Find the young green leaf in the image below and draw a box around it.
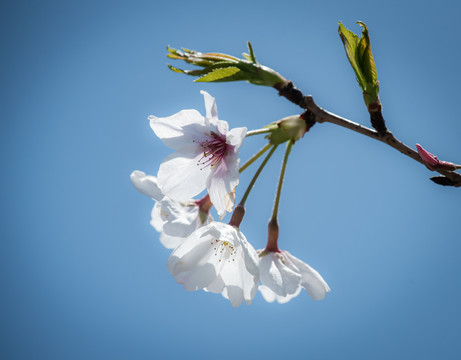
[166,43,286,87]
[195,67,242,82]
[338,21,379,106]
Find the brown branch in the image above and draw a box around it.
[274,81,461,187]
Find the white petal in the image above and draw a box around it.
[157,145,210,201]
[216,228,259,307]
[259,285,276,303]
[215,119,229,136]
[284,251,331,301]
[205,275,225,294]
[149,110,208,150]
[238,230,259,277]
[200,90,218,121]
[168,228,213,274]
[259,285,302,304]
[207,156,239,216]
[181,263,217,292]
[150,202,165,232]
[260,253,301,297]
[159,233,184,249]
[227,286,245,308]
[227,126,247,151]
[130,171,163,201]
[207,162,232,217]
[219,266,245,308]
[240,256,259,305]
[158,198,198,238]
[168,230,217,291]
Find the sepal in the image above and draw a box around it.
[265,115,307,145]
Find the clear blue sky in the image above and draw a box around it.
[2,0,461,359]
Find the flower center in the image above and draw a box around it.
[210,238,237,263]
[196,132,228,169]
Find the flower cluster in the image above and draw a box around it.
[132,91,330,306]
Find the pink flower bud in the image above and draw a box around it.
[416,144,458,171]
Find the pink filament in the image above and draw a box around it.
[197,132,228,169]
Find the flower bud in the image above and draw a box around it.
[416,144,459,172]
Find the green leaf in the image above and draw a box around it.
[357,22,377,85]
[167,64,185,73]
[166,43,286,87]
[338,21,379,105]
[338,22,367,90]
[247,41,257,63]
[195,67,241,82]
[242,53,252,61]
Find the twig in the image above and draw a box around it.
[274,81,461,187]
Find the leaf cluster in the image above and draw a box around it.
[167,43,285,87]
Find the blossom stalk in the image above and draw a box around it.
[239,143,272,174]
[245,127,275,137]
[270,140,293,223]
[239,145,278,207]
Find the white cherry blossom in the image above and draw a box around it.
[149,91,247,217]
[167,222,259,307]
[258,250,330,304]
[130,170,212,249]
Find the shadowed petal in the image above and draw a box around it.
[158,198,198,237]
[284,251,330,301]
[158,145,210,201]
[159,233,184,250]
[207,155,239,216]
[259,285,302,304]
[260,253,301,297]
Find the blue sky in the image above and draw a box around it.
[2,0,461,359]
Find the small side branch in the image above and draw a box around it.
[274,81,461,187]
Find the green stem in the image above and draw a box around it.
[239,145,278,207]
[271,140,293,222]
[239,143,272,174]
[245,127,274,137]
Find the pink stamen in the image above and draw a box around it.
[196,132,228,169]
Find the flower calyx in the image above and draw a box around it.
[228,204,246,228]
[265,115,309,145]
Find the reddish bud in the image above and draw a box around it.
[416,144,458,172]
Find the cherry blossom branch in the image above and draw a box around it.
[274,81,461,187]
